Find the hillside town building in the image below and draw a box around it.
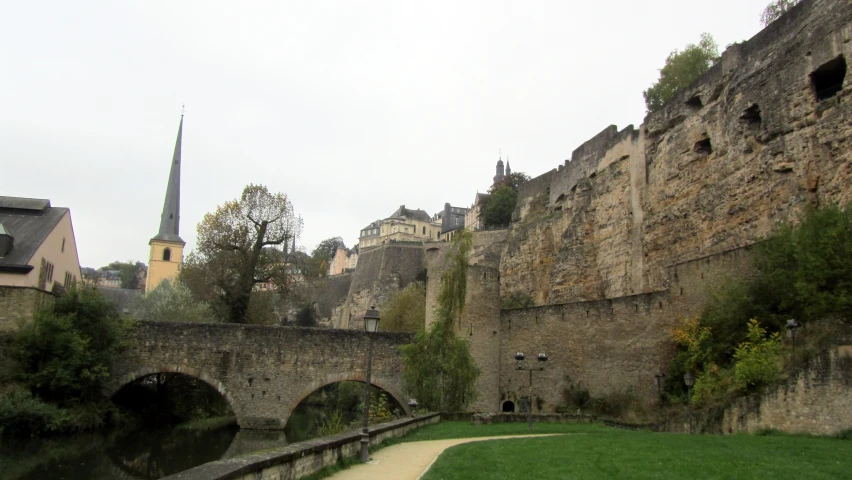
[0,196,82,330]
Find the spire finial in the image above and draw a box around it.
[181,104,185,116]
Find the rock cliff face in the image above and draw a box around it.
[501,0,852,305]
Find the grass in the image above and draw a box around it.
[175,415,236,431]
[421,423,852,480]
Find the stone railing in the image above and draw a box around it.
[162,413,440,480]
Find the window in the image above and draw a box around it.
[811,55,846,101]
[64,272,74,289]
[61,237,66,253]
[163,248,171,261]
[422,226,426,235]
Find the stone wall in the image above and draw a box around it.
[500,0,852,305]
[107,322,413,429]
[162,413,440,480]
[306,273,352,325]
[338,244,423,329]
[0,286,55,331]
[721,344,852,435]
[498,245,756,412]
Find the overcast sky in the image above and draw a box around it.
[1,0,772,268]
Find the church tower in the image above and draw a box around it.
[145,115,185,293]
[493,156,505,185]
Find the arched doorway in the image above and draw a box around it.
[502,400,516,413]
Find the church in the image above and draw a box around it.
[145,115,185,292]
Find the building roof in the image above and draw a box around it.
[151,115,185,244]
[0,197,68,272]
[388,205,432,223]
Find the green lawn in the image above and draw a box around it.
[418,422,852,480]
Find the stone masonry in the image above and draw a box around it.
[0,286,55,332]
[106,321,413,429]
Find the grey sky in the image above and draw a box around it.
[1,0,772,268]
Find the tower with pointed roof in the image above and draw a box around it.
[145,115,185,293]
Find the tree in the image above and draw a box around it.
[181,184,303,323]
[295,304,318,327]
[761,0,800,26]
[400,231,479,411]
[495,172,531,193]
[99,261,146,289]
[480,184,517,227]
[12,285,133,405]
[131,280,216,323]
[311,237,347,263]
[643,33,720,113]
[380,281,426,332]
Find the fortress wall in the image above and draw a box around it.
[501,129,644,304]
[309,273,352,324]
[339,244,424,329]
[498,245,756,413]
[501,0,852,305]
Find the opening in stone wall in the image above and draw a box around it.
[685,95,703,111]
[740,104,762,133]
[693,137,713,155]
[810,55,846,101]
[502,400,516,412]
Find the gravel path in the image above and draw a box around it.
[327,434,564,480]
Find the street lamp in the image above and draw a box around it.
[515,352,548,431]
[360,306,380,463]
[684,372,694,435]
[654,371,666,398]
[408,398,418,417]
[787,319,803,364]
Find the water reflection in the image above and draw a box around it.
[4,424,237,480]
[0,406,342,480]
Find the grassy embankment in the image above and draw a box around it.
[305,421,852,480]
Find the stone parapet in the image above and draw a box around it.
[161,413,440,480]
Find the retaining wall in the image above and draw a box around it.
[162,413,440,480]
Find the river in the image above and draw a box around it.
[0,404,351,480]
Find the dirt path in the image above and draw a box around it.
[327,434,564,480]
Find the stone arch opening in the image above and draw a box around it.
[162,248,171,261]
[107,366,241,425]
[284,379,408,442]
[502,400,516,412]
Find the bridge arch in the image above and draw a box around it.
[105,364,243,423]
[286,372,410,426]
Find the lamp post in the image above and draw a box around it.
[654,371,666,398]
[684,372,694,435]
[360,306,380,463]
[787,319,802,365]
[408,398,418,417]
[515,352,547,431]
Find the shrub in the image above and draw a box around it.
[501,292,534,310]
[0,388,70,437]
[732,319,783,390]
[317,409,347,436]
[295,304,318,327]
[380,281,426,332]
[12,285,133,405]
[132,280,216,323]
[562,377,591,410]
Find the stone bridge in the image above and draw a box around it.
[105,322,413,429]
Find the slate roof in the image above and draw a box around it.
[151,116,185,244]
[388,205,432,223]
[0,196,67,272]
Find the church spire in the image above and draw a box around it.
[152,114,185,245]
